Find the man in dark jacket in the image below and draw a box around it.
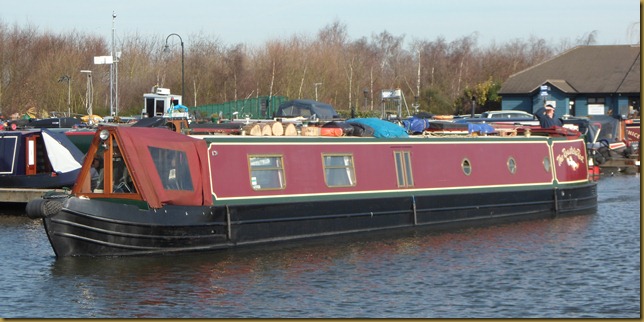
[534,104,562,128]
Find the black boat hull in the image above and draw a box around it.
[41,183,597,257]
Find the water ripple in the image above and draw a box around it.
[0,175,639,318]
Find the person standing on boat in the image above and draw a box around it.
[535,104,562,128]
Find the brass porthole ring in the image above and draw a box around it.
[543,156,551,173]
[461,158,472,176]
[507,157,517,174]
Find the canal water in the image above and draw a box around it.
[0,175,639,318]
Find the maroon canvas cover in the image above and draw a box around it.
[115,127,212,208]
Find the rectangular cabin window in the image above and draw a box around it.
[155,100,165,116]
[322,154,356,187]
[77,134,138,195]
[0,136,17,174]
[149,147,194,191]
[394,151,414,188]
[112,143,137,193]
[248,155,285,190]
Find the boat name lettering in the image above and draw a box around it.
[556,147,585,170]
[627,129,640,140]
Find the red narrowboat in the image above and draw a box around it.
[27,123,597,257]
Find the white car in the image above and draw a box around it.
[479,110,535,119]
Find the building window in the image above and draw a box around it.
[394,151,414,187]
[322,154,356,187]
[588,97,605,104]
[249,155,285,190]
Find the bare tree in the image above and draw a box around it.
[0,19,583,118]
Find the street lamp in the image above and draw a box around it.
[164,33,185,101]
[58,75,71,116]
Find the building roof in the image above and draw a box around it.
[499,45,640,95]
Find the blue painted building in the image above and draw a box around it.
[499,45,640,119]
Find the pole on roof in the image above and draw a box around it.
[471,96,476,118]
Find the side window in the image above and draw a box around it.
[90,147,106,193]
[111,143,137,193]
[0,136,17,173]
[149,147,194,191]
[394,151,414,188]
[322,154,356,187]
[249,155,285,190]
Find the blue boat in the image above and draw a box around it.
[0,128,84,190]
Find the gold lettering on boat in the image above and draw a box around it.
[556,147,585,171]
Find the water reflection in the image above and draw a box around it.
[0,175,636,317]
[45,213,596,317]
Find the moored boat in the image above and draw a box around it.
[581,115,640,175]
[0,128,84,188]
[27,121,597,257]
[63,128,97,154]
[0,128,84,202]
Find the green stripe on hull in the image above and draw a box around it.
[211,182,568,206]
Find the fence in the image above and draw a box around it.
[190,96,288,121]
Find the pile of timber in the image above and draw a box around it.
[190,121,297,136]
[241,121,298,136]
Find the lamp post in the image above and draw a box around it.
[164,33,185,100]
[58,75,71,116]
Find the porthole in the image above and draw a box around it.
[543,157,551,173]
[507,157,517,174]
[461,158,472,176]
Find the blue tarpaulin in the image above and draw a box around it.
[168,104,188,113]
[402,117,430,134]
[467,123,495,134]
[346,118,409,138]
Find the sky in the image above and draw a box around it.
[0,0,640,48]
